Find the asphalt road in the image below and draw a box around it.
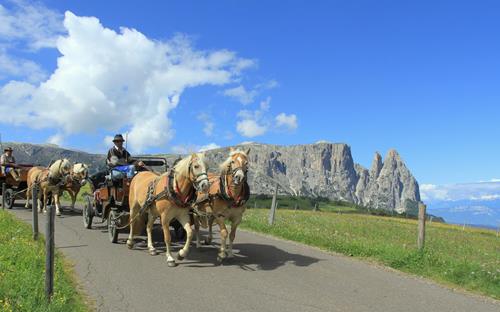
[7,204,500,312]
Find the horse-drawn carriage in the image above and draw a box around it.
[83,157,168,243]
[0,164,35,209]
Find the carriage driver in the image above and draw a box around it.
[107,134,145,179]
[0,147,20,181]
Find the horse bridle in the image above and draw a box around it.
[188,159,209,192]
[227,157,248,185]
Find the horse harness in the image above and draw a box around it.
[136,166,208,217]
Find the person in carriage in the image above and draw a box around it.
[106,134,145,180]
[0,147,20,181]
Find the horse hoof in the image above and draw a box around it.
[217,255,226,263]
[149,249,158,256]
[167,260,177,267]
[177,253,184,261]
[126,243,134,250]
[56,212,61,216]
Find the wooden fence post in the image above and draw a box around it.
[32,186,38,240]
[1,183,5,209]
[268,183,278,225]
[45,204,55,301]
[417,203,426,251]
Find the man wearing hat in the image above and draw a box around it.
[0,147,20,181]
[106,134,144,179]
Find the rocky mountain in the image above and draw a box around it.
[3,141,421,213]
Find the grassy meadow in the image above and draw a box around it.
[241,208,500,300]
[0,210,89,312]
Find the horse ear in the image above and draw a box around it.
[245,148,251,156]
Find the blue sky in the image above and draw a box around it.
[1,0,500,188]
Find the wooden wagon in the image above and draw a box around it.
[0,164,35,209]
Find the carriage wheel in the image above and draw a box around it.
[108,210,119,243]
[4,188,15,209]
[83,196,94,229]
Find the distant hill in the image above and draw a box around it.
[3,141,422,213]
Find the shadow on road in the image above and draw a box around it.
[10,204,321,271]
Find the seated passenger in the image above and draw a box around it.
[107,134,144,179]
[0,147,20,181]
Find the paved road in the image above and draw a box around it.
[7,204,500,312]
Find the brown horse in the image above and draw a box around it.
[194,148,250,261]
[53,163,89,212]
[127,153,209,267]
[25,159,73,215]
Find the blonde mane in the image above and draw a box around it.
[174,153,206,177]
[219,149,248,174]
[73,163,88,174]
[49,159,72,177]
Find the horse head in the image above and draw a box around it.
[72,163,89,186]
[221,147,250,185]
[188,153,209,193]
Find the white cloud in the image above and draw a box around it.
[421,181,500,202]
[171,142,220,154]
[197,112,215,137]
[275,112,298,130]
[199,143,220,152]
[223,79,278,105]
[236,119,267,137]
[0,0,64,49]
[0,1,63,82]
[223,85,257,104]
[420,184,450,201]
[449,205,494,216]
[236,97,271,137]
[0,12,253,152]
[47,133,63,146]
[0,48,47,82]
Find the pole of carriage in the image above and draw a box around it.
[45,204,55,301]
[268,183,278,225]
[1,182,5,209]
[417,203,426,251]
[32,186,39,240]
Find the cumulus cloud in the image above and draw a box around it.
[223,79,278,105]
[275,112,298,130]
[0,12,253,152]
[421,181,500,202]
[236,97,271,137]
[236,119,267,137]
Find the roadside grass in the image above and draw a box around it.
[61,183,91,204]
[0,210,89,312]
[241,208,500,300]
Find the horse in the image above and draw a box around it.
[127,153,210,267]
[53,163,89,212]
[25,159,73,215]
[194,148,250,262]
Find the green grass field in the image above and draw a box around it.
[0,210,89,312]
[241,208,500,300]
